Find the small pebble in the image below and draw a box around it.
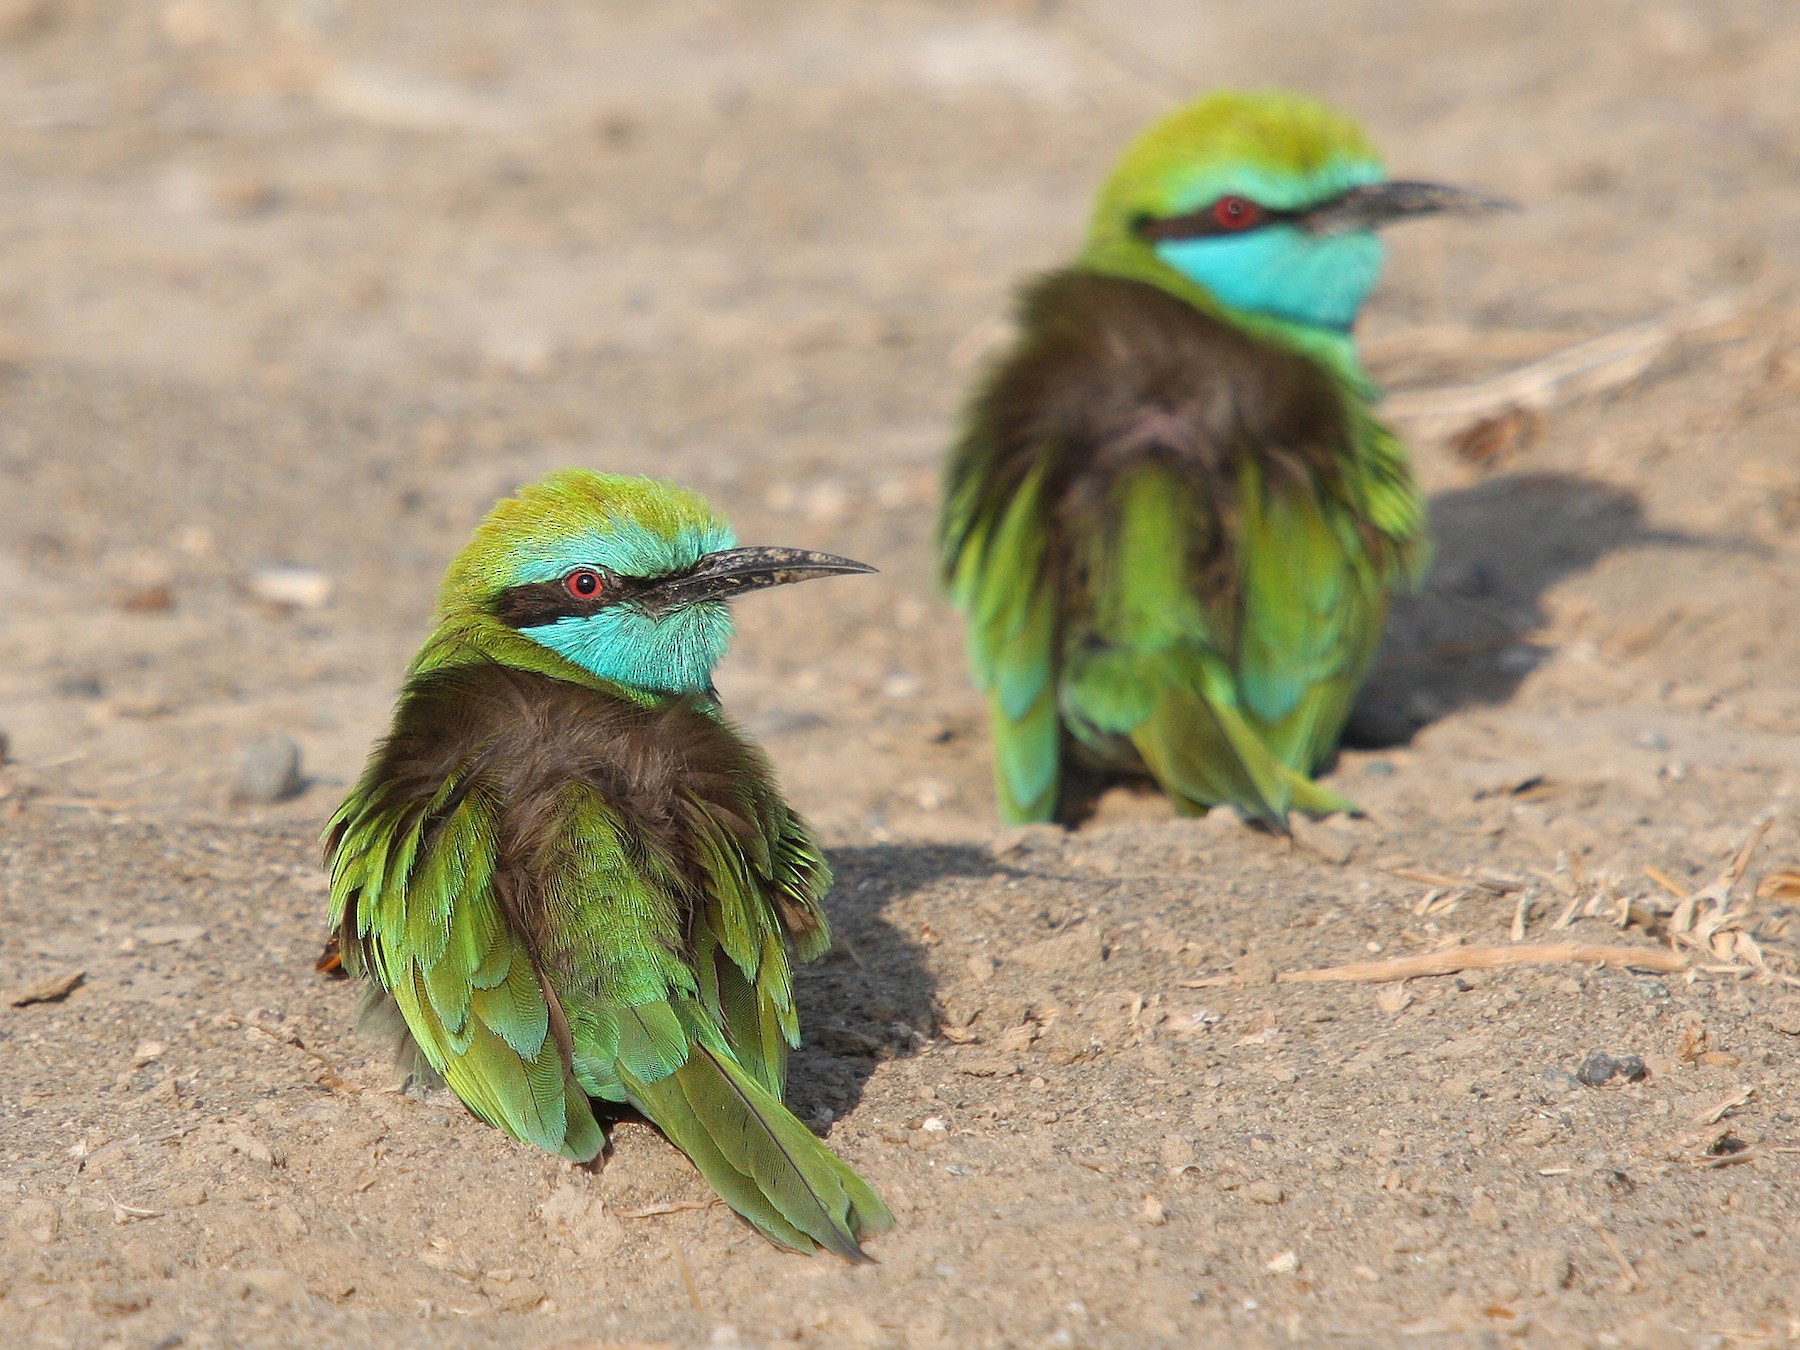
[58,673,103,699]
[1244,1180,1284,1206]
[1575,1052,1617,1086]
[1541,1067,1582,1095]
[741,708,826,739]
[1444,558,1495,599]
[248,566,333,610]
[8,968,85,1007]
[913,778,952,811]
[1769,1000,1800,1037]
[1576,1052,1648,1087]
[232,735,304,805]
[881,672,921,699]
[1611,1055,1649,1083]
[118,583,175,613]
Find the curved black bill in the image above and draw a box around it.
[649,546,877,607]
[1302,181,1516,235]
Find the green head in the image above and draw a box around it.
[438,469,874,695]
[1083,89,1506,335]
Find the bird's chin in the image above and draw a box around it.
[1156,228,1383,332]
[524,601,733,696]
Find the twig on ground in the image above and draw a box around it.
[1277,942,1685,985]
[244,1019,360,1093]
[616,1198,719,1219]
[1383,289,1763,445]
[31,795,133,812]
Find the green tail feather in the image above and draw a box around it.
[1129,684,1288,828]
[625,1044,892,1261]
[1284,769,1358,818]
[990,675,1061,823]
[1128,677,1360,828]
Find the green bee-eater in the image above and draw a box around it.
[325,470,891,1260]
[939,89,1506,826]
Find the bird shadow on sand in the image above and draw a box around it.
[786,843,1000,1126]
[1346,470,1710,747]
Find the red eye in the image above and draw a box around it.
[565,569,604,599]
[1211,195,1264,231]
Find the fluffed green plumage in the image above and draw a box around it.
[939,89,1498,826]
[327,471,889,1259]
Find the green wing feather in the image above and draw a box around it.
[624,1036,892,1262]
[943,459,1062,823]
[542,786,888,1258]
[940,269,1428,826]
[328,774,603,1160]
[1062,456,1393,825]
[330,737,886,1257]
[1059,463,1306,824]
[1239,416,1425,782]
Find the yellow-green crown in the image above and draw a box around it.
[442,469,736,609]
[1085,89,1383,261]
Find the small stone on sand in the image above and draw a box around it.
[233,735,304,805]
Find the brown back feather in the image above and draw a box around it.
[946,270,1357,622]
[344,662,822,972]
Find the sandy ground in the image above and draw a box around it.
[5,1,1800,1345]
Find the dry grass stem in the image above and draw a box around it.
[1550,893,1585,931]
[1647,816,1791,980]
[1695,1087,1754,1126]
[672,1243,704,1315]
[1390,868,1514,894]
[1589,1222,1641,1293]
[108,1195,164,1224]
[1693,1150,1758,1170]
[1755,869,1800,901]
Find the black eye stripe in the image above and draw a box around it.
[1134,199,1303,243]
[494,571,642,628]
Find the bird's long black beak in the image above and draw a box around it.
[648,546,876,607]
[1301,181,1515,235]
